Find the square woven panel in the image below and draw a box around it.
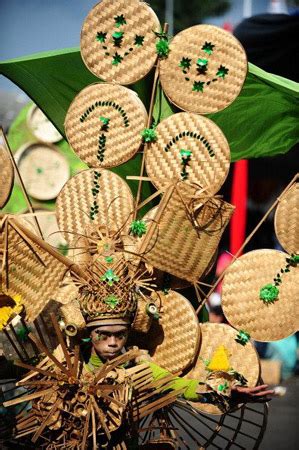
[139,183,234,283]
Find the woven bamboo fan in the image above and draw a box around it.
[0,145,14,208]
[0,217,72,323]
[185,323,260,415]
[159,24,247,114]
[80,0,160,85]
[274,182,299,254]
[65,83,148,168]
[222,249,299,341]
[147,290,201,373]
[27,104,62,143]
[14,142,70,200]
[145,112,230,193]
[139,182,234,283]
[56,169,134,245]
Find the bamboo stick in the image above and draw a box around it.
[3,387,53,407]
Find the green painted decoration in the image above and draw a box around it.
[101,269,119,286]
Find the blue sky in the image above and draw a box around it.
[0,0,270,91]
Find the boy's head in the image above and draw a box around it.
[89,318,130,361]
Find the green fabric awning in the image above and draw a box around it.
[1,47,298,163]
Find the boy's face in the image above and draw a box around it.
[90,324,129,361]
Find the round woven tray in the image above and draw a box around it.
[56,169,134,245]
[185,323,260,415]
[27,104,62,143]
[65,83,148,168]
[159,24,247,114]
[80,0,160,85]
[274,183,299,254]
[145,112,230,193]
[140,290,200,374]
[14,142,70,200]
[0,145,14,208]
[222,249,299,341]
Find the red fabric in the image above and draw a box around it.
[230,159,248,255]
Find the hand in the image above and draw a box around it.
[231,384,275,404]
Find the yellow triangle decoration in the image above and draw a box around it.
[207,345,231,372]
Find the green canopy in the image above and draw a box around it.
[0,47,298,163]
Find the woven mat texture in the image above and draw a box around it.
[159,24,247,114]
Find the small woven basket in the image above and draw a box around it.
[27,104,62,143]
[274,182,299,254]
[80,0,160,84]
[159,24,247,114]
[65,83,147,168]
[221,249,299,341]
[0,145,14,208]
[139,182,234,283]
[185,323,260,415]
[145,112,231,194]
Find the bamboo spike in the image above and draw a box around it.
[81,402,91,450]
[18,355,50,382]
[33,318,48,348]
[15,360,62,381]
[9,323,30,360]
[133,389,184,420]
[31,398,60,443]
[98,390,125,408]
[91,405,97,450]
[73,345,80,378]
[94,349,140,383]
[21,317,39,356]
[91,396,111,440]
[3,387,53,407]
[3,328,25,361]
[133,22,169,220]
[28,332,71,378]
[49,312,74,375]
[15,426,39,439]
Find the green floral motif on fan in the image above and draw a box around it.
[156,39,169,57]
[192,81,204,92]
[96,31,107,43]
[216,65,229,79]
[141,127,157,143]
[179,149,192,180]
[130,220,147,237]
[202,41,215,55]
[114,14,126,28]
[134,35,145,47]
[99,116,110,132]
[235,330,250,346]
[178,41,229,92]
[112,52,123,65]
[101,269,119,286]
[259,284,279,304]
[104,295,120,309]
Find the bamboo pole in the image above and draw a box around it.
[133,23,169,220]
